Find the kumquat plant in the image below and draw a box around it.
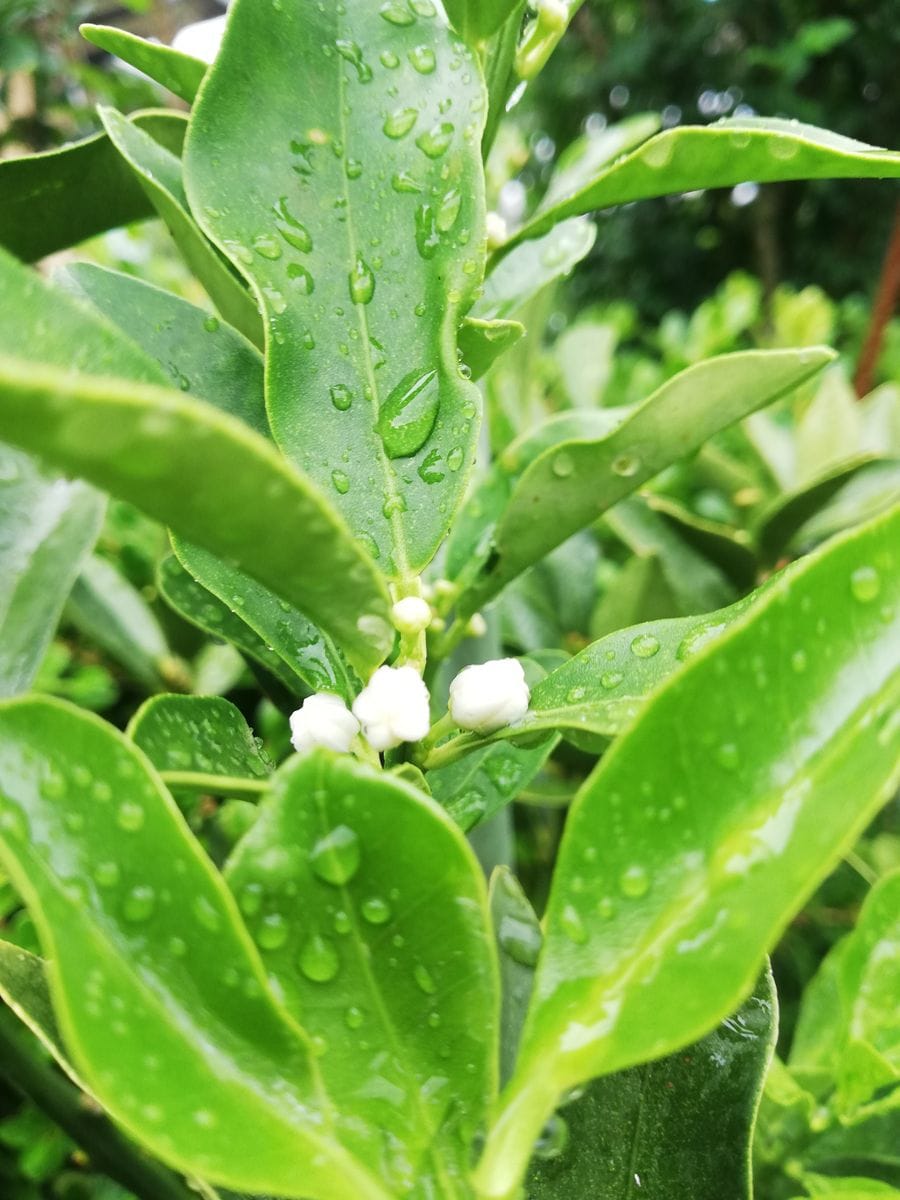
[0,2,898,1199]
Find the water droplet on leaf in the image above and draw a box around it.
[377,368,440,458]
[309,825,361,885]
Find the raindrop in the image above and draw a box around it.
[409,45,436,74]
[498,914,541,967]
[309,824,361,885]
[447,446,464,471]
[93,780,112,802]
[566,686,587,703]
[850,566,880,603]
[332,469,350,494]
[330,384,353,411]
[257,913,289,950]
[334,909,351,934]
[790,649,808,674]
[415,122,454,158]
[630,633,660,659]
[392,170,422,194]
[409,0,436,14]
[361,896,392,924]
[335,39,373,83]
[414,963,437,994]
[716,742,739,771]
[253,233,282,260]
[383,107,418,139]
[600,671,623,689]
[345,1005,365,1029]
[274,198,313,252]
[612,453,640,477]
[345,158,363,179]
[239,882,263,917]
[377,368,440,458]
[286,263,315,294]
[552,452,574,478]
[414,202,441,259]
[533,1114,569,1160]
[348,255,375,305]
[123,884,156,923]
[41,773,66,799]
[619,865,650,898]
[94,861,120,888]
[597,896,615,919]
[436,188,462,232]
[379,1,415,25]
[203,315,219,333]
[116,801,145,832]
[418,449,445,484]
[380,49,400,68]
[560,904,587,944]
[299,933,340,982]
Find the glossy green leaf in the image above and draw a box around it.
[185,0,487,579]
[157,554,311,699]
[0,445,104,698]
[645,494,758,590]
[0,940,68,1075]
[489,868,543,1086]
[790,871,900,1115]
[444,0,522,44]
[127,695,270,784]
[475,219,596,321]
[0,696,389,1200]
[61,263,269,438]
[427,736,559,831]
[224,750,498,1195]
[97,107,261,347]
[527,967,777,1200]
[458,317,526,381]
[0,112,186,263]
[457,348,834,617]
[172,539,357,700]
[792,460,900,552]
[537,114,661,215]
[66,554,170,690]
[80,24,206,103]
[0,360,392,676]
[474,504,900,1199]
[510,118,900,247]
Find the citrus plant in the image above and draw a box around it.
[0,3,898,1199]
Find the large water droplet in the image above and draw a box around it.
[377,368,440,458]
[850,566,880,603]
[274,197,313,252]
[415,122,454,159]
[330,384,353,411]
[599,671,623,689]
[383,107,418,139]
[123,884,156,923]
[117,801,145,832]
[309,825,361,885]
[498,914,541,967]
[408,45,436,74]
[552,452,574,478]
[560,903,587,944]
[611,453,640,477]
[94,861,120,888]
[332,469,350,495]
[379,0,415,25]
[414,963,437,994]
[286,262,315,294]
[414,202,441,260]
[253,233,282,260]
[348,255,375,305]
[533,1114,569,1160]
[257,913,289,950]
[630,633,660,659]
[436,188,462,232]
[619,864,650,898]
[299,933,340,982]
[335,38,373,83]
[345,1005,365,1029]
[361,896,392,925]
[418,449,445,483]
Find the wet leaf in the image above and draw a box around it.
[185,0,487,577]
[474,504,900,1199]
[0,697,390,1200]
[128,695,270,782]
[98,107,261,346]
[428,737,558,832]
[509,118,900,248]
[0,940,69,1076]
[80,24,206,103]
[443,0,523,44]
[0,358,392,676]
[0,112,186,263]
[458,317,525,381]
[457,349,834,618]
[224,750,497,1195]
[475,219,596,321]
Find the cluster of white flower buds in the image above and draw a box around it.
[289,658,530,757]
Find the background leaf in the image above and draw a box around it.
[185,0,487,578]
[80,24,206,103]
[127,695,270,782]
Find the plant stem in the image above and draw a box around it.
[422,730,491,771]
[854,199,900,398]
[0,1005,194,1200]
[158,771,269,800]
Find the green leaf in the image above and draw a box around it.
[475,219,596,321]
[224,750,498,1195]
[185,0,487,579]
[0,940,69,1077]
[489,868,542,1086]
[157,554,312,699]
[644,494,758,591]
[790,871,900,1115]
[66,554,170,690]
[427,736,559,831]
[443,0,522,44]
[457,348,834,617]
[60,263,269,438]
[0,697,390,1200]
[127,695,270,783]
[509,118,900,248]
[459,317,526,381]
[97,107,261,347]
[0,445,104,698]
[537,114,661,215]
[0,360,392,676]
[0,112,186,263]
[80,24,206,103]
[171,539,358,701]
[474,503,900,1199]
[526,967,777,1199]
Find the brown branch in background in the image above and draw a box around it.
[854,199,900,399]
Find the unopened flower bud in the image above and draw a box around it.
[289,693,359,754]
[352,666,431,751]
[391,596,432,636]
[449,658,530,733]
[485,211,508,249]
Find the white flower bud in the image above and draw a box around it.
[537,0,569,33]
[467,612,488,638]
[391,596,432,636]
[485,211,508,249]
[352,666,431,751]
[289,693,360,754]
[449,658,530,733]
